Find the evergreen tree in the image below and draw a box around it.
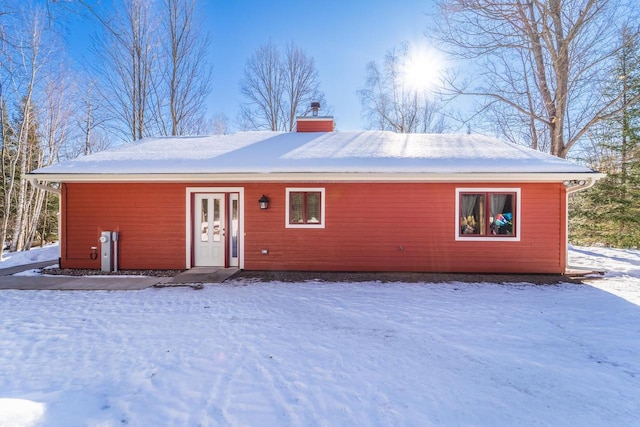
[570,27,640,247]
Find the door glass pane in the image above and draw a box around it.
[213,198,221,242]
[200,199,209,242]
[306,192,321,223]
[231,199,238,258]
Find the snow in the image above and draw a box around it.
[1,246,640,426]
[0,244,58,268]
[29,131,597,176]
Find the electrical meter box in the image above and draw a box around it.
[99,231,112,272]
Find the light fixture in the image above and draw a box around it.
[259,194,269,210]
[563,179,588,188]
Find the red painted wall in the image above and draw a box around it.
[245,182,566,274]
[61,183,187,269]
[61,181,567,273]
[296,118,335,132]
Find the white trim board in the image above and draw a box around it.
[285,187,326,229]
[26,172,605,184]
[185,187,245,269]
[455,187,522,242]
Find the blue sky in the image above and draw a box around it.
[203,0,438,130]
[60,0,439,131]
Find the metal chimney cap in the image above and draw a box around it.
[310,102,320,116]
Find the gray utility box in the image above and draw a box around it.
[99,231,112,272]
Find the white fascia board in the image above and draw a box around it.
[24,171,606,184]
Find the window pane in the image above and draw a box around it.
[460,194,485,235]
[213,198,221,242]
[306,192,321,223]
[290,193,304,223]
[490,194,514,235]
[200,199,209,242]
[231,199,238,258]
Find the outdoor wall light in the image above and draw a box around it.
[563,179,588,188]
[259,194,270,210]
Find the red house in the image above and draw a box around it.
[27,116,603,274]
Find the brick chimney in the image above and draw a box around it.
[296,102,334,132]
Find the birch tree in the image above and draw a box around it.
[23,69,74,248]
[435,0,640,158]
[3,10,47,253]
[74,78,111,156]
[0,5,72,254]
[358,42,448,133]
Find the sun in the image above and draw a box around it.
[402,44,446,93]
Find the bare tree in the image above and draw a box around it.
[212,112,230,135]
[435,0,640,158]
[21,68,73,249]
[92,0,158,141]
[4,10,46,253]
[75,78,111,156]
[155,0,212,136]
[0,4,78,254]
[282,43,326,130]
[239,41,327,131]
[358,42,448,133]
[0,6,67,253]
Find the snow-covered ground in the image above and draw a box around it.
[1,245,639,426]
[0,245,59,268]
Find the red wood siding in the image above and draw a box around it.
[60,181,567,273]
[61,183,186,269]
[296,118,335,132]
[244,182,566,274]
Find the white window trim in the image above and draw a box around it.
[186,187,244,269]
[286,187,326,229]
[455,188,521,242]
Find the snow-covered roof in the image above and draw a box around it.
[28,131,599,181]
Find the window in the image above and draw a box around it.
[456,188,520,241]
[286,188,325,228]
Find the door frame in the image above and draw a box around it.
[185,187,244,269]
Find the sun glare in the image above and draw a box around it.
[402,45,446,93]
[0,398,45,426]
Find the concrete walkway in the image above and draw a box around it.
[0,261,239,290]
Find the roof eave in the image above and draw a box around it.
[25,171,606,184]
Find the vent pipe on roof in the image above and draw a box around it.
[310,102,320,117]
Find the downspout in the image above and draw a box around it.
[563,177,601,273]
[28,177,61,264]
[28,177,61,195]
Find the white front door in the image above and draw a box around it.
[194,194,225,266]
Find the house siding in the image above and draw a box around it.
[61,181,566,273]
[62,183,186,269]
[246,182,565,274]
